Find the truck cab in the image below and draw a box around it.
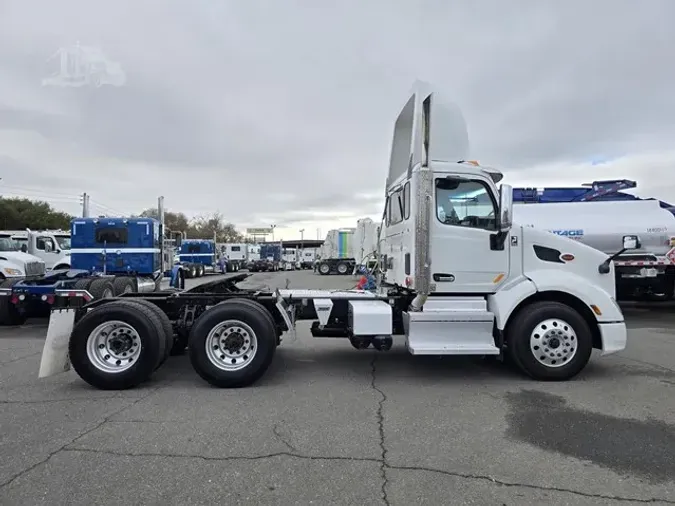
[10,231,71,271]
[381,82,630,379]
[282,248,297,270]
[0,234,46,280]
[299,248,316,269]
[178,239,217,277]
[223,243,246,272]
[71,217,161,275]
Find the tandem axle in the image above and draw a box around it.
[38,273,623,390]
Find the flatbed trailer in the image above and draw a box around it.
[38,82,630,390]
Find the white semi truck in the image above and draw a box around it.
[513,195,675,301]
[5,230,71,270]
[299,248,317,269]
[38,82,630,390]
[0,233,48,324]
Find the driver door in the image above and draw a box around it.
[430,176,510,293]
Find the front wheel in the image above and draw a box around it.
[506,301,593,381]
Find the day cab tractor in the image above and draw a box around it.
[38,82,631,390]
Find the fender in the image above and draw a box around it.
[487,275,537,330]
[488,271,623,330]
[525,269,623,322]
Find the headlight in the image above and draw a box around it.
[3,268,22,275]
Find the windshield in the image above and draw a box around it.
[55,236,71,250]
[0,238,20,252]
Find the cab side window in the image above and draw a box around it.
[37,237,56,252]
[386,181,411,226]
[435,178,497,230]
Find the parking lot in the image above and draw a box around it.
[0,270,674,505]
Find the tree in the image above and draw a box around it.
[136,208,243,243]
[189,212,243,242]
[138,208,190,233]
[0,198,72,230]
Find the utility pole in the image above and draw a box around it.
[158,196,165,276]
[81,192,90,217]
[299,228,305,252]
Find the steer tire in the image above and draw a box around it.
[188,299,277,388]
[506,301,593,382]
[0,278,27,326]
[69,301,165,390]
[117,299,173,367]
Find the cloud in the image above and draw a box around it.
[0,0,674,239]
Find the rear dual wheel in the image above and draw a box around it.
[188,299,277,388]
[69,300,173,390]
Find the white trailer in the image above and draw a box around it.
[316,229,356,275]
[38,82,629,390]
[513,199,675,301]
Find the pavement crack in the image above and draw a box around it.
[62,447,381,465]
[0,352,41,366]
[0,386,160,491]
[370,353,390,506]
[385,464,675,504]
[272,424,297,453]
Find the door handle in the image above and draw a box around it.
[433,273,455,282]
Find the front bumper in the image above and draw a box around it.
[599,322,627,356]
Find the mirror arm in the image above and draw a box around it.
[598,248,627,274]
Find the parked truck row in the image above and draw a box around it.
[38,82,631,392]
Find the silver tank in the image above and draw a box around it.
[512,199,675,256]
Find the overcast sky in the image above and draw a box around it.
[0,0,674,240]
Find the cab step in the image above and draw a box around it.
[403,297,499,355]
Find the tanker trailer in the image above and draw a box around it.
[513,199,675,301]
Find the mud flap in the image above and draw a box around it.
[38,309,76,378]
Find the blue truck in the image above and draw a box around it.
[249,243,281,272]
[0,216,174,325]
[177,239,220,278]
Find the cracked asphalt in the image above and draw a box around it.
[1,270,674,505]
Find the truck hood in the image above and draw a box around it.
[0,251,42,263]
[521,226,616,297]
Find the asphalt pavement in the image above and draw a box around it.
[0,270,674,505]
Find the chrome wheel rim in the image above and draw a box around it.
[86,320,141,373]
[530,318,577,368]
[205,320,258,371]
